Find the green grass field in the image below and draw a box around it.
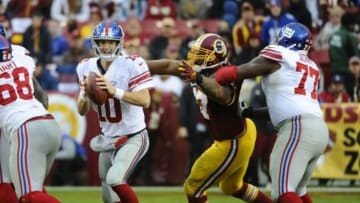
[48,186,360,203]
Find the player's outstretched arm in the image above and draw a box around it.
[32,77,49,109]
[146,59,182,77]
[215,56,280,84]
[178,61,235,105]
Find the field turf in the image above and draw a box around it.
[48,186,360,203]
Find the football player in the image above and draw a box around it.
[215,22,329,203]
[0,33,62,203]
[76,20,153,203]
[0,24,49,203]
[147,33,273,203]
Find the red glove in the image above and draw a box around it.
[215,66,238,84]
[178,61,203,83]
[114,136,128,148]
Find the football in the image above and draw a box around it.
[85,71,108,105]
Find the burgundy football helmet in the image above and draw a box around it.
[187,33,228,72]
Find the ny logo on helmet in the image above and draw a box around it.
[282,27,295,38]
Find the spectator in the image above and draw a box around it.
[88,0,116,19]
[232,1,264,57]
[57,30,87,93]
[34,63,59,91]
[50,0,90,24]
[152,74,184,98]
[144,0,176,20]
[179,20,206,60]
[238,32,262,64]
[348,56,360,101]
[112,0,147,21]
[148,17,175,59]
[329,12,360,95]
[52,133,88,186]
[288,0,312,30]
[22,11,52,66]
[80,3,104,40]
[124,16,151,46]
[313,6,344,50]
[260,0,297,46]
[318,74,351,104]
[179,0,212,19]
[222,0,239,28]
[244,83,276,187]
[5,0,52,19]
[177,83,209,175]
[47,19,69,64]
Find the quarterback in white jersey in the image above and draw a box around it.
[76,20,153,203]
[215,22,329,203]
[0,35,62,203]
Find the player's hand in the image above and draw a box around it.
[95,74,116,95]
[178,61,203,83]
[113,136,129,149]
[80,75,88,95]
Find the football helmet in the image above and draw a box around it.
[0,35,12,62]
[277,22,312,54]
[0,24,6,37]
[91,20,125,61]
[187,33,228,72]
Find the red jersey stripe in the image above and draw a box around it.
[129,72,152,89]
[260,50,282,61]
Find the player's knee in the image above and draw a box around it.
[105,165,124,185]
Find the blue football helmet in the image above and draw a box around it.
[91,20,125,61]
[278,22,312,53]
[0,24,6,37]
[0,35,12,62]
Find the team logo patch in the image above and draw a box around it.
[213,39,226,55]
[282,27,295,38]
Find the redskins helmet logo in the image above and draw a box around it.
[213,39,227,56]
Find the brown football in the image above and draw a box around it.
[86,71,108,105]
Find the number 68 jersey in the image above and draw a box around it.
[0,52,48,136]
[260,45,323,127]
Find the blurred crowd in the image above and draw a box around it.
[1,0,359,186]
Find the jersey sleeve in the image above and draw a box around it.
[259,45,283,62]
[76,59,89,83]
[127,56,154,91]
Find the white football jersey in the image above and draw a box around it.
[76,55,154,137]
[259,45,323,127]
[0,52,48,137]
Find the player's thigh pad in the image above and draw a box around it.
[106,131,149,185]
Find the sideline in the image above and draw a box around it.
[46,186,360,193]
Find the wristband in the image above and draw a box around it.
[79,90,89,102]
[114,88,125,100]
[215,66,238,84]
[195,74,203,84]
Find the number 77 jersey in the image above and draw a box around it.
[259,45,323,127]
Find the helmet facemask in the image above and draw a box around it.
[92,38,123,61]
[91,20,125,61]
[187,35,228,73]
